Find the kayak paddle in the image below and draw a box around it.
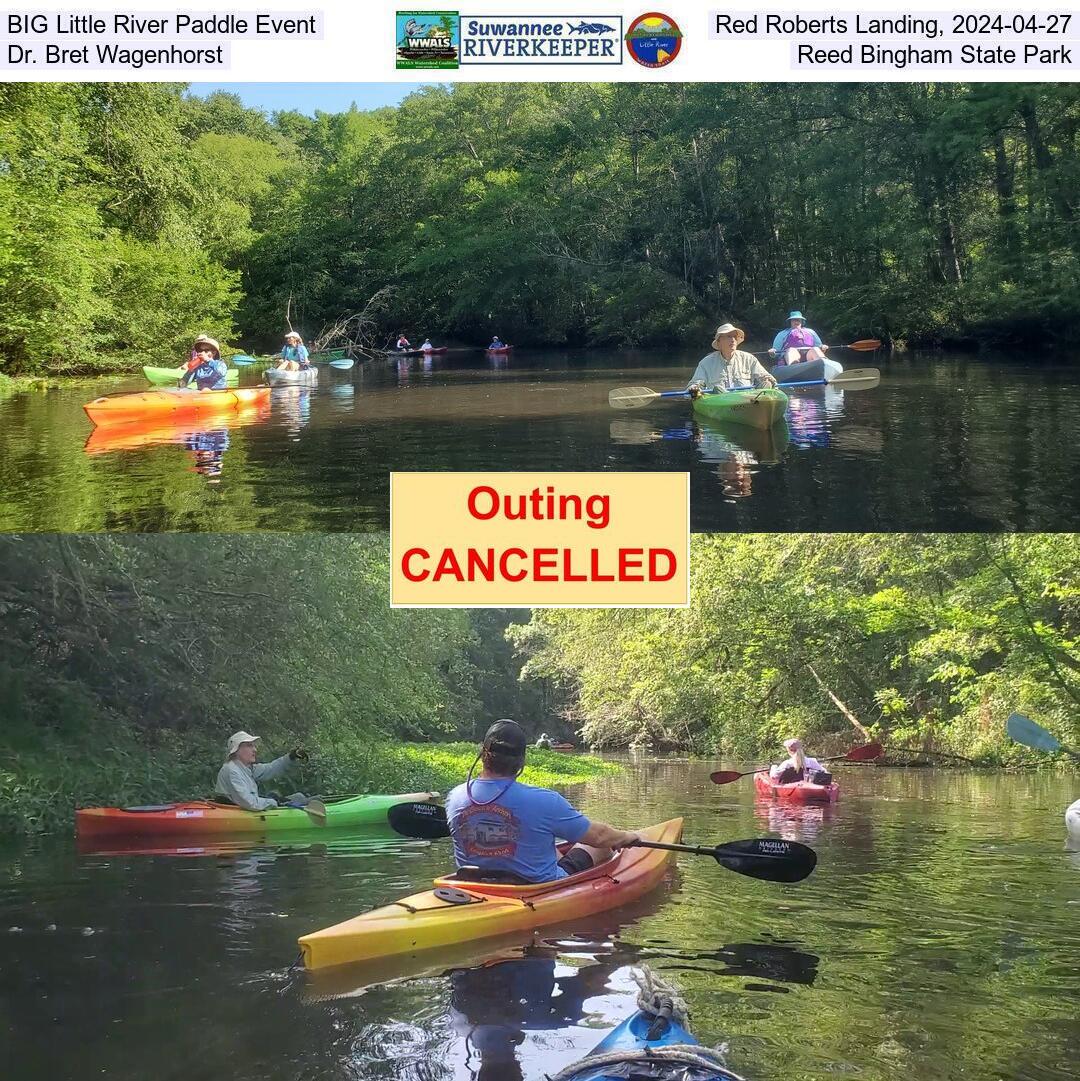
[610,368,880,409]
[710,741,884,785]
[731,369,881,392]
[1006,713,1080,760]
[386,803,817,883]
[608,386,691,409]
[755,338,882,358]
[304,798,328,823]
[328,359,354,370]
[231,355,257,366]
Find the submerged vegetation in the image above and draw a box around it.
[2,82,1079,376]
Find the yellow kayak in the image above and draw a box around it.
[299,817,683,971]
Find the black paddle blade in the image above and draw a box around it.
[714,838,817,883]
[388,801,451,839]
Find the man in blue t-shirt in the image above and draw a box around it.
[445,719,639,883]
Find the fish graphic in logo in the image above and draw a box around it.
[624,12,682,68]
[396,11,461,69]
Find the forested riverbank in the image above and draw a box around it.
[1,534,1075,834]
[2,82,1078,376]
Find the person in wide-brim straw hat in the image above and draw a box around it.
[686,322,776,393]
[180,334,229,391]
[214,730,310,811]
[276,330,310,372]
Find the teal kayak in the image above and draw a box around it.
[143,365,238,387]
[691,387,788,430]
[552,974,744,1081]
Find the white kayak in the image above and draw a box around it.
[1067,799,1080,851]
[266,366,319,387]
[771,357,843,384]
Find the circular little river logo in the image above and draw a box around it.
[625,12,683,68]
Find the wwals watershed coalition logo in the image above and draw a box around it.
[397,11,623,67]
[625,11,682,67]
[396,11,460,69]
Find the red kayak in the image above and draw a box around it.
[755,772,839,803]
[486,345,512,354]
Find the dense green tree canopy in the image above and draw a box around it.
[513,534,1080,761]
[2,83,1078,374]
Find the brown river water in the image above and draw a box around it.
[2,349,1080,532]
[2,758,1078,1081]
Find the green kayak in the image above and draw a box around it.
[143,365,239,387]
[692,387,788,430]
[76,791,441,838]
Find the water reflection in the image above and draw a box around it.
[273,386,312,439]
[449,952,615,1081]
[752,799,836,842]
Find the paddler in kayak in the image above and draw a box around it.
[275,331,310,372]
[215,730,310,811]
[770,311,828,366]
[687,323,778,394]
[179,335,229,391]
[488,336,506,350]
[770,738,825,784]
[395,332,411,351]
[446,719,639,883]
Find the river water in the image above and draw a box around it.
[2,350,1079,532]
[2,759,1077,1081]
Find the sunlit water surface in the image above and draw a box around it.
[2,759,1078,1081]
[3,349,1080,530]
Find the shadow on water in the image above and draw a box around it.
[1,760,1078,1080]
[3,350,1080,529]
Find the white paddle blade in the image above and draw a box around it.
[828,368,880,389]
[608,386,661,409]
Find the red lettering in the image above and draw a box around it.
[467,485,500,520]
[562,548,587,582]
[402,548,430,581]
[466,548,496,581]
[534,548,559,581]
[499,548,528,582]
[590,548,615,582]
[650,548,677,581]
[619,548,645,581]
[433,548,464,581]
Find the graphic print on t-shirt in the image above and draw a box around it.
[457,801,520,859]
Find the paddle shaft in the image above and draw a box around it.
[631,838,788,860]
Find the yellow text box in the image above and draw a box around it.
[391,472,689,607]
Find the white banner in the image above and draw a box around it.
[1,0,1077,80]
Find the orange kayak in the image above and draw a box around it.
[83,404,271,454]
[299,817,682,971]
[83,387,272,427]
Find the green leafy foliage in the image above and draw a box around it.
[0,536,611,834]
[5,82,1079,371]
[512,535,1080,762]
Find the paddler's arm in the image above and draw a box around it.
[686,355,713,392]
[251,753,294,784]
[748,355,778,389]
[579,821,640,849]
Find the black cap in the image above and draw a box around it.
[482,719,527,755]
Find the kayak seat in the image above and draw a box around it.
[443,865,536,885]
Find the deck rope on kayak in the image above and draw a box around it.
[544,967,745,1081]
